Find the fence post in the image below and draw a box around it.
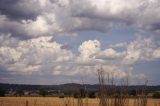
[26,100,28,106]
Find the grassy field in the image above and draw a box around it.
[0,97,160,106]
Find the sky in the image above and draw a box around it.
[0,0,160,85]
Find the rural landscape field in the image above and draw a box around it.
[0,0,160,106]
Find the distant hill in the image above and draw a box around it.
[0,83,160,92]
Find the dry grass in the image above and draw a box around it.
[0,97,160,106]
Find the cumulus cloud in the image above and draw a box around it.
[71,0,160,33]
[109,42,127,48]
[0,35,74,73]
[77,40,125,65]
[77,37,160,70]
[0,0,39,20]
[0,37,135,79]
[152,49,160,58]
[1,0,160,39]
[0,35,159,84]
[96,48,126,59]
[78,40,101,62]
[99,65,133,80]
[123,37,160,64]
[0,0,160,84]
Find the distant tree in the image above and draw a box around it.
[39,89,47,97]
[88,91,96,98]
[73,91,79,98]
[79,88,86,98]
[153,92,160,98]
[129,90,137,96]
[16,89,24,97]
[59,93,65,98]
[73,88,87,98]
[0,88,5,97]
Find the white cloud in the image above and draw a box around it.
[0,0,160,84]
[0,37,132,79]
[71,0,160,33]
[23,16,49,37]
[0,33,19,47]
[77,37,160,65]
[102,65,132,79]
[123,37,160,64]
[1,0,160,39]
[152,49,160,58]
[0,34,159,84]
[109,42,127,48]
[0,35,74,73]
[96,48,126,59]
[78,40,101,62]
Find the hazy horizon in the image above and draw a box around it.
[0,0,160,85]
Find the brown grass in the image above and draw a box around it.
[0,97,160,106]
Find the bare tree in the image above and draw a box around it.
[97,66,107,106]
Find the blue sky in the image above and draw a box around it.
[0,0,160,85]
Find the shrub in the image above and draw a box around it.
[16,89,24,97]
[0,89,5,97]
[39,89,47,97]
[59,95,64,98]
[153,92,160,98]
[88,91,96,98]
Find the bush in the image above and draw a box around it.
[129,90,137,96]
[88,91,96,98]
[39,89,47,97]
[73,92,79,98]
[15,89,24,97]
[0,89,5,97]
[59,95,64,98]
[153,92,160,98]
[73,88,87,98]
[59,93,65,98]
